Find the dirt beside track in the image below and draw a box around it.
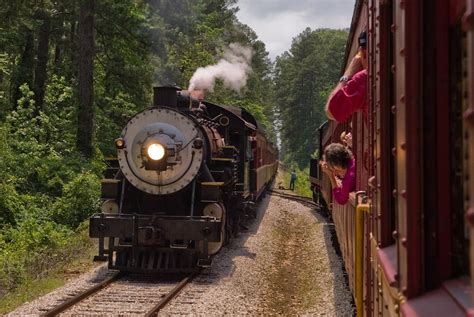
[160,182,354,315]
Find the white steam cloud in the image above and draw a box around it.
[188,43,253,93]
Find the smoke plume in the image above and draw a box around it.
[188,43,253,93]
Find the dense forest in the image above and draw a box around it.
[0,0,347,304]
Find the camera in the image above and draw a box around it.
[358,31,367,49]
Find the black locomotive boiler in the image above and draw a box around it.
[90,87,278,273]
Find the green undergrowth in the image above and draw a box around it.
[277,164,312,198]
[0,223,97,314]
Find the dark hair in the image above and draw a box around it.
[324,143,353,168]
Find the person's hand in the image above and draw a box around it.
[345,132,353,147]
[344,50,365,78]
[357,47,368,70]
[320,161,333,175]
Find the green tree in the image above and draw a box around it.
[275,28,348,168]
[0,0,280,298]
[76,0,96,158]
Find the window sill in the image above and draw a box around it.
[401,276,474,316]
[377,244,398,287]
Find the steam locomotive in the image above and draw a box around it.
[90,87,278,273]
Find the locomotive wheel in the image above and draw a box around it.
[199,203,226,255]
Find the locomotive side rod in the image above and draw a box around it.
[145,273,198,316]
[41,270,123,317]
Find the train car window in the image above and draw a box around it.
[246,137,253,161]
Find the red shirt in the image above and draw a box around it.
[333,158,356,205]
[328,70,367,123]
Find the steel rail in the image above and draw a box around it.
[41,271,123,317]
[145,273,197,317]
[268,189,320,208]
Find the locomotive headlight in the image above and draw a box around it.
[147,143,166,161]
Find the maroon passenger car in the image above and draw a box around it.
[311,0,474,315]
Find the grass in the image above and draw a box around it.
[277,164,312,198]
[0,232,99,314]
[265,210,323,314]
[0,277,64,313]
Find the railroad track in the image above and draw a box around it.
[268,189,321,208]
[41,271,197,316]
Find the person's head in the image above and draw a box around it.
[324,143,353,178]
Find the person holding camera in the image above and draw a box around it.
[325,31,368,123]
[320,143,355,205]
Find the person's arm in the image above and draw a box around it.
[332,164,356,205]
[332,177,352,205]
[325,82,344,120]
[325,50,366,121]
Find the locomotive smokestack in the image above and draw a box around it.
[153,86,179,108]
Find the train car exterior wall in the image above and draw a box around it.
[317,0,474,316]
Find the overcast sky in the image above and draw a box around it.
[234,0,356,60]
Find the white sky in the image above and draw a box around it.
[234,0,356,60]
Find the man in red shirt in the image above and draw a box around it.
[325,32,368,123]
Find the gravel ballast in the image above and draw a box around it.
[160,192,354,316]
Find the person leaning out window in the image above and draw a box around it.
[319,143,355,205]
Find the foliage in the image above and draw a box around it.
[0,81,102,297]
[51,172,101,228]
[281,166,312,198]
[0,0,349,311]
[274,28,348,168]
[0,220,93,297]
